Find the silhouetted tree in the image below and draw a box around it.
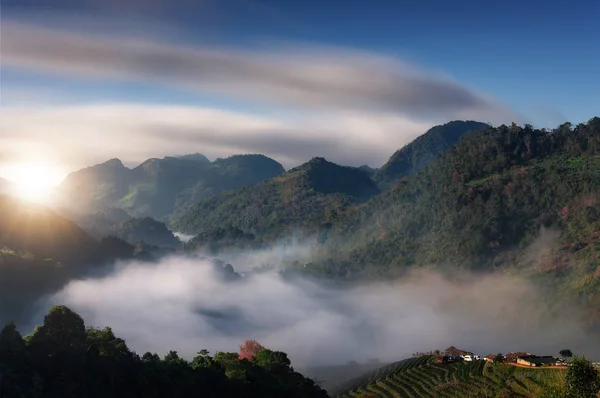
[559,349,573,358]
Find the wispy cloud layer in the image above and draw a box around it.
[2,21,515,122]
[0,104,433,170]
[1,18,517,173]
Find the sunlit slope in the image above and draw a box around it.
[332,356,565,398]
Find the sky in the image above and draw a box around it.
[1,0,599,183]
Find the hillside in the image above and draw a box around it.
[58,154,285,220]
[373,121,490,188]
[0,195,138,325]
[164,119,600,327]
[311,119,600,267]
[331,356,566,398]
[58,207,180,248]
[170,157,380,247]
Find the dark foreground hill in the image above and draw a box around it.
[0,306,328,398]
[170,157,380,249]
[331,355,570,397]
[58,154,285,220]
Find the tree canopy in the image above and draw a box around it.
[0,306,328,398]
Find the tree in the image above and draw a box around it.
[29,305,86,356]
[565,356,600,398]
[238,339,265,360]
[559,349,573,358]
[255,349,291,373]
[494,353,504,363]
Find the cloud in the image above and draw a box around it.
[0,103,433,171]
[1,17,518,175]
[41,254,597,371]
[2,20,516,123]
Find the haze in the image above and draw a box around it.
[39,250,596,367]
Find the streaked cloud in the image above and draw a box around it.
[0,103,433,173]
[1,16,518,176]
[2,21,516,122]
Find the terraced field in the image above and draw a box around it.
[331,356,566,398]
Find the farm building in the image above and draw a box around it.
[443,346,473,357]
[516,356,557,367]
[505,352,533,363]
[484,354,497,363]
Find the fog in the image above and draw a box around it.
[172,232,195,243]
[40,253,599,368]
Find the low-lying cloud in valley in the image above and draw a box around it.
[39,253,598,369]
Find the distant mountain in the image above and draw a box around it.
[58,154,285,220]
[373,120,490,187]
[171,157,380,247]
[175,153,211,163]
[58,207,180,248]
[112,217,180,248]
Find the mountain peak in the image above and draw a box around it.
[374,120,490,187]
[102,158,126,168]
[174,153,210,164]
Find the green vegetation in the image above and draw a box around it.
[0,306,328,398]
[58,154,285,220]
[59,207,180,247]
[172,157,380,248]
[332,356,568,398]
[564,356,600,397]
[373,121,490,188]
[166,118,600,327]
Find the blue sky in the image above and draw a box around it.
[1,0,599,177]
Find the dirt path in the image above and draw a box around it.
[505,363,568,369]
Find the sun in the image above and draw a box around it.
[2,162,65,204]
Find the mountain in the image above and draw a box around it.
[0,195,138,325]
[175,153,211,163]
[312,119,600,274]
[58,207,180,248]
[112,217,181,248]
[171,157,380,248]
[58,154,285,220]
[373,120,490,188]
[331,355,566,397]
[167,118,600,327]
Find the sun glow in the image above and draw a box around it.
[2,162,65,204]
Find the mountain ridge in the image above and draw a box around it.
[170,156,380,246]
[58,153,285,220]
[374,120,491,187]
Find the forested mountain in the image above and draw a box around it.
[170,157,380,249]
[298,118,600,326]
[58,207,180,248]
[58,154,285,220]
[0,306,328,398]
[166,118,600,327]
[0,195,139,325]
[373,120,490,187]
[312,119,600,273]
